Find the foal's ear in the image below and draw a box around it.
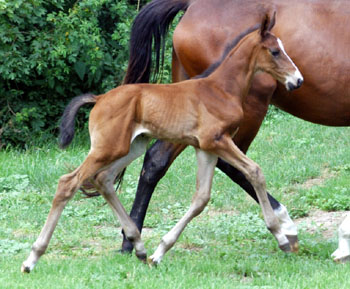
[260,11,276,37]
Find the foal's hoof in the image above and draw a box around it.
[147,254,162,267]
[21,263,31,273]
[136,252,147,263]
[286,235,299,253]
[147,257,158,268]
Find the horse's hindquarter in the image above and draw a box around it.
[174,0,350,126]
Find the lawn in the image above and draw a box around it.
[1,109,350,288]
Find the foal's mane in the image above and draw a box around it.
[195,23,261,79]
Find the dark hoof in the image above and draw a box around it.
[119,241,134,254]
[136,252,147,263]
[21,265,30,273]
[286,235,299,253]
[117,248,132,255]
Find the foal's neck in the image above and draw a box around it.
[207,33,260,100]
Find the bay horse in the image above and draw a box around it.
[22,14,303,272]
[121,0,350,262]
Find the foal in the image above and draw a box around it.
[22,13,303,272]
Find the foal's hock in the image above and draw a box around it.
[22,13,302,272]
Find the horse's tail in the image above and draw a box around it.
[59,93,96,149]
[123,0,190,84]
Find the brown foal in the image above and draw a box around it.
[22,13,302,272]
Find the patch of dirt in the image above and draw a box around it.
[300,168,336,189]
[295,210,349,239]
[179,242,203,252]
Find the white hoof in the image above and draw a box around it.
[148,252,163,266]
[332,249,350,263]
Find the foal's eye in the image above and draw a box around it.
[270,50,280,57]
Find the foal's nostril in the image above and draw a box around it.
[297,78,303,88]
[287,82,295,91]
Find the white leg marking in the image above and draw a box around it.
[274,204,298,236]
[332,213,350,262]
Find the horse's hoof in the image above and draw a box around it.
[117,247,133,255]
[332,249,350,263]
[286,235,299,253]
[333,254,350,263]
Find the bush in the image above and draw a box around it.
[0,0,142,148]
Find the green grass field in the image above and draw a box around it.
[1,110,350,288]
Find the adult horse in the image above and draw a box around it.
[121,0,350,262]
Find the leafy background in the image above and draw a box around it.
[0,0,155,148]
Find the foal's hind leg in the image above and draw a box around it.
[94,136,150,261]
[212,135,290,251]
[149,149,218,265]
[21,153,116,273]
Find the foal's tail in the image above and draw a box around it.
[59,93,96,149]
[123,0,190,84]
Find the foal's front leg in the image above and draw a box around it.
[149,149,218,265]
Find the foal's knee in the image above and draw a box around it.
[247,165,265,187]
[191,191,211,216]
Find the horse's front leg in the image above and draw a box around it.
[332,213,350,263]
[212,135,290,252]
[148,149,218,265]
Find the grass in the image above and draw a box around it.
[1,109,350,288]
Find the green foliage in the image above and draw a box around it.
[0,0,143,148]
[0,174,30,192]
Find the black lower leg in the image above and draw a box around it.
[121,140,182,253]
[216,158,281,210]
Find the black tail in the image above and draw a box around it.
[59,93,96,149]
[123,0,190,84]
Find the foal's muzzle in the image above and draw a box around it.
[285,71,304,91]
[287,78,303,91]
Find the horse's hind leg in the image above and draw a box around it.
[148,149,217,265]
[332,213,350,263]
[94,135,150,261]
[21,152,115,273]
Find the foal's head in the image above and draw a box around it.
[255,13,303,91]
